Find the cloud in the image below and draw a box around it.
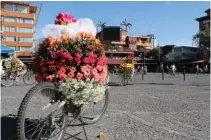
[165,2,172,6]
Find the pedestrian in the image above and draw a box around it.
[170,64,176,76]
[196,64,199,75]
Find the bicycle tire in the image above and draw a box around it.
[80,89,109,125]
[17,82,67,140]
[23,71,36,85]
[1,72,15,87]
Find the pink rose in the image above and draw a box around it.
[88,51,94,58]
[70,67,76,73]
[46,75,53,82]
[89,58,95,64]
[76,72,83,80]
[59,73,66,80]
[61,58,66,63]
[51,52,59,59]
[96,65,103,72]
[67,72,75,78]
[91,68,98,76]
[83,73,89,79]
[75,57,81,64]
[83,57,89,64]
[97,56,106,65]
[57,50,63,56]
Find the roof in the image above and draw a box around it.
[195,15,210,21]
[205,8,210,13]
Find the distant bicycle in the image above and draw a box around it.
[22,66,36,85]
[1,66,36,87]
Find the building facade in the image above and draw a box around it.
[166,46,199,62]
[196,8,210,32]
[1,1,40,58]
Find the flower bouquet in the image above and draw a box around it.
[32,12,108,110]
[118,54,135,82]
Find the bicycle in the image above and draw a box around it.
[16,82,109,140]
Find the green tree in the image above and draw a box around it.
[193,29,210,61]
[193,29,210,48]
[120,19,132,32]
[146,48,163,61]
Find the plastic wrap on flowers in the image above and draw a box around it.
[32,12,107,105]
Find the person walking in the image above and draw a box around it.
[196,64,199,75]
[170,64,176,76]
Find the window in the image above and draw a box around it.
[202,20,210,24]
[3,26,16,32]
[19,37,33,42]
[17,18,33,24]
[5,36,16,41]
[18,27,33,33]
[4,16,16,22]
[20,46,33,51]
[16,5,28,13]
[5,4,15,12]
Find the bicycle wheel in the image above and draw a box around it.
[23,71,36,85]
[1,71,14,87]
[17,82,67,140]
[79,89,109,124]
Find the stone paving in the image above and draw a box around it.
[1,73,210,140]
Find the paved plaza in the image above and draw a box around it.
[1,73,210,140]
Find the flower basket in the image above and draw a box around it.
[32,12,108,109]
[115,55,135,81]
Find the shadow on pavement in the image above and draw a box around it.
[1,115,17,140]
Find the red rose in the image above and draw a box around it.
[83,57,89,64]
[61,58,66,63]
[57,50,63,56]
[41,67,48,72]
[46,75,53,82]
[48,60,54,65]
[49,66,56,72]
[51,52,59,59]
[40,60,46,66]
[35,75,43,82]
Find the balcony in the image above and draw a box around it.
[1,10,34,19]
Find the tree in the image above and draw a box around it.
[193,29,210,61]
[146,48,163,61]
[97,21,106,31]
[120,19,132,32]
[193,29,210,49]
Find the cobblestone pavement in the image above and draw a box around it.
[1,73,210,140]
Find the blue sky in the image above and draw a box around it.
[35,1,210,46]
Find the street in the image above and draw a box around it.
[1,73,210,140]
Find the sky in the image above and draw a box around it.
[34,1,210,47]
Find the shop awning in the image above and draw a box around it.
[191,59,206,64]
[0,44,15,54]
